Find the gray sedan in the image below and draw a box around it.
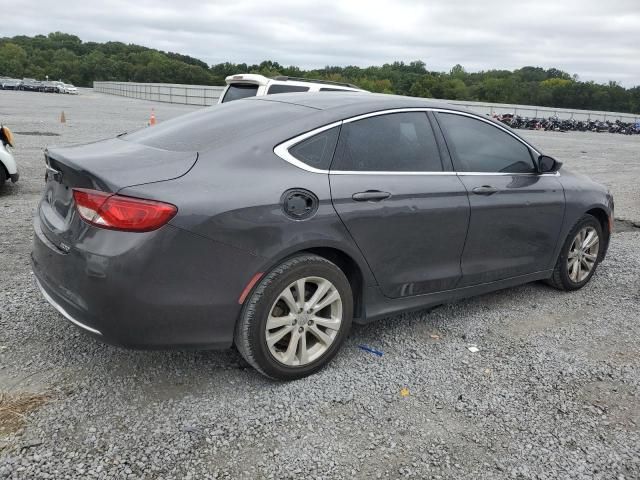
[32,93,614,379]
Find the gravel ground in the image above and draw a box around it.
[1,90,639,479]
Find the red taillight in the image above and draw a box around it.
[72,188,177,232]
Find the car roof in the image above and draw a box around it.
[239,92,541,153]
[246,91,474,117]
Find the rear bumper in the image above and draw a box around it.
[31,215,262,349]
[35,278,102,336]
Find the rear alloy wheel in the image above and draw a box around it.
[235,254,352,380]
[266,276,343,367]
[547,214,603,290]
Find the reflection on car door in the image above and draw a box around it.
[329,112,470,298]
[435,112,565,286]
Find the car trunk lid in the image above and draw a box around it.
[39,138,197,249]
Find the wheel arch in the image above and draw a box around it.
[303,246,365,320]
[256,244,373,321]
[585,206,611,260]
[0,160,8,182]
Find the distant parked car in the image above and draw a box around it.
[64,84,78,94]
[32,92,614,380]
[0,125,18,187]
[40,81,58,93]
[51,81,66,93]
[22,79,42,91]
[218,74,365,103]
[1,78,23,90]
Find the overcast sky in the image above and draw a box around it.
[4,0,639,86]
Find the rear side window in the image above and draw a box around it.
[437,113,535,173]
[267,84,310,94]
[222,84,259,103]
[319,88,349,92]
[288,127,340,170]
[332,112,443,172]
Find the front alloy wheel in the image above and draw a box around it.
[235,254,353,380]
[547,214,603,291]
[567,226,600,283]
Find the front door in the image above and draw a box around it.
[434,112,565,286]
[329,111,470,298]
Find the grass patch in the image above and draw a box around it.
[0,392,50,436]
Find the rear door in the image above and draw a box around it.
[329,111,470,298]
[434,112,565,286]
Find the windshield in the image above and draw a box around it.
[222,84,259,103]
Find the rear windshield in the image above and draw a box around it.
[121,99,314,152]
[222,84,259,103]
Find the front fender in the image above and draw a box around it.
[554,170,613,263]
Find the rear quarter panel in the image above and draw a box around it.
[119,125,377,287]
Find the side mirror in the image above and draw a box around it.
[538,155,562,173]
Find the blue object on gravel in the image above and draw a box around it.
[358,345,384,357]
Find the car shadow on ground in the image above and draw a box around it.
[23,280,553,394]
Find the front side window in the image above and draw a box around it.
[332,112,442,172]
[288,127,340,170]
[437,113,535,173]
[222,84,259,103]
[267,84,310,95]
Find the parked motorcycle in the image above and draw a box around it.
[497,114,639,135]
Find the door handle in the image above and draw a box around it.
[472,185,498,195]
[352,190,391,202]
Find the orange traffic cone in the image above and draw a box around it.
[149,109,156,126]
[60,111,66,123]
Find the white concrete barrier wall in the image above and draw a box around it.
[446,100,639,123]
[93,81,640,122]
[93,81,225,106]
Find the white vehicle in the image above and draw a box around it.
[52,81,66,94]
[218,74,365,103]
[64,84,78,94]
[0,126,18,187]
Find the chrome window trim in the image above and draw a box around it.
[273,107,547,175]
[273,120,342,174]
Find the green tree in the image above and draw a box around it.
[0,32,638,114]
[0,42,28,77]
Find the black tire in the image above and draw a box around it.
[0,166,6,187]
[235,254,353,380]
[547,214,603,291]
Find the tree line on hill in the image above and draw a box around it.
[1,32,639,114]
